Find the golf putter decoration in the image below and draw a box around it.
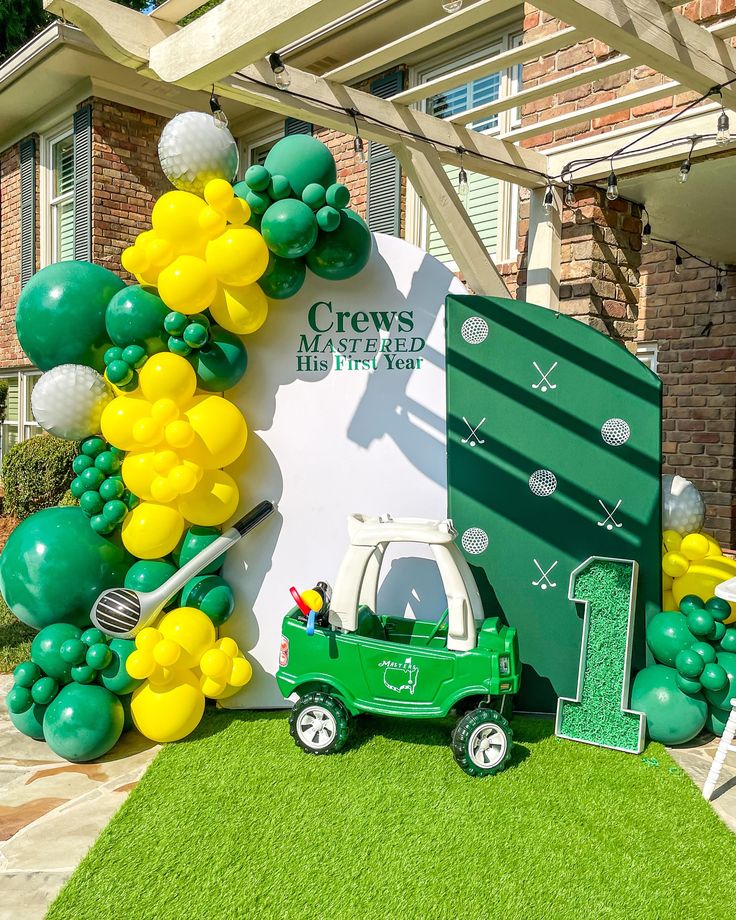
[91,500,275,637]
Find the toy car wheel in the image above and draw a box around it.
[451,708,512,777]
[289,692,349,755]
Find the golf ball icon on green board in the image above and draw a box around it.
[446,295,662,714]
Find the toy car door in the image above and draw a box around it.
[356,637,455,710]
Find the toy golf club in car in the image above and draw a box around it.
[277,514,521,777]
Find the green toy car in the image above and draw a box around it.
[276,515,521,776]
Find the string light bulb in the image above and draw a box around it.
[209,88,228,129]
[678,158,691,183]
[606,169,619,201]
[456,149,469,206]
[268,52,291,89]
[716,108,731,146]
[564,183,575,207]
[543,184,555,214]
[715,269,725,300]
[442,0,463,12]
[642,209,652,249]
[675,248,683,275]
[349,109,367,165]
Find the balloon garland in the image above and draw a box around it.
[1,116,372,760]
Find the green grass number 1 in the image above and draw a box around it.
[555,557,646,754]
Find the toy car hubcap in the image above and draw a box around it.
[468,723,507,768]
[297,706,336,749]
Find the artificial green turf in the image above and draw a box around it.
[48,711,735,920]
[0,594,33,672]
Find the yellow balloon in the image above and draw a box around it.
[702,532,723,558]
[662,530,682,553]
[159,607,216,669]
[177,469,239,527]
[122,245,148,276]
[672,557,736,624]
[200,648,230,681]
[158,255,217,314]
[126,649,155,680]
[223,197,251,226]
[145,236,175,269]
[205,228,269,286]
[151,191,207,250]
[662,551,689,578]
[101,395,152,451]
[217,637,239,658]
[662,572,674,591]
[153,638,181,668]
[131,670,205,743]
[136,627,163,651]
[132,416,164,449]
[200,675,228,699]
[138,353,197,404]
[210,282,269,335]
[122,502,184,559]
[185,394,248,469]
[204,178,234,212]
[169,463,198,494]
[198,206,227,239]
[662,590,676,612]
[151,476,179,504]
[228,656,253,688]
[122,452,158,502]
[681,533,711,562]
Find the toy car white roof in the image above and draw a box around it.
[348,514,457,546]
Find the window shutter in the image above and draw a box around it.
[284,117,312,136]
[19,137,36,287]
[73,104,92,262]
[367,70,404,236]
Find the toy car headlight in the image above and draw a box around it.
[499,654,510,676]
[279,636,289,667]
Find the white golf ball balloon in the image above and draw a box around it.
[662,474,705,535]
[158,112,239,195]
[31,365,112,440]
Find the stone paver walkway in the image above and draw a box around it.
[0,676,159,920]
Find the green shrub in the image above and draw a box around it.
[2,434,79,519]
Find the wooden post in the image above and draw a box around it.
[526,187,561,311]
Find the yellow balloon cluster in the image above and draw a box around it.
[121,179,270,335]
[662,529,736,623]
[127,607,253,742]
[101,352,247,558]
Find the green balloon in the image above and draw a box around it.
[43,683,124,762]
[264,135,337,197]
[7,684,33,713]
[31,623,82,682]
[721,628,736,653]
[32,676,59,705]
[305,209,372,281]
[124,558,177,595]
[16,261,124,371]
[687,608,715,638]
[701,662,728,692]
[261,199,318,259]
[302,183,326,210]
[71,664,96,684]
[172,526,223,575]
[268,174,292,200]
[119,692,135,733]
[100,638,142,695]
[245,190,271,215]
[692,640,717,663]
[86,643,112,670]
[9,701,47,741]
[188,326,248,393]
[257,253,305,300]
[646,611,696,666]
[105,285,168,353]
[60,638,87,665]
[631,664,707,744]
[0,507,132,630]
[675,672,702,695]
[13,660,41,688]
[325,183,350,209]
[675,648,704,679]
[704,652,736,709]
[242,166,270,193]
[706,704,731,736]
[316,206,340,232]
[706,596,731,621]
[181,574,235,626]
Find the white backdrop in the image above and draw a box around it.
[221,233,465,708]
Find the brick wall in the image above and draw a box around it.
[0,142,34,369]
[639,245,736,545]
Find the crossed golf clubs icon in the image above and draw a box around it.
[532,559,558,590]
[597,499,623,530]
[532,361,558,393]
[461,417,486,447]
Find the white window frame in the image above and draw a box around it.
[240,128,285,176]
[406,28,523,267]
[636,342,658,374]
[0,369,42,469]
[40,119,74,268]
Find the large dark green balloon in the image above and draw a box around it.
[631,664,707,744]
[0,507,133,630]
[172,526,223,575]
[261,199,318,259]
[105,285,168,353]
[43,683,124,762]
[258,253,305,300]
[181,574,235,626]
[187,326,248,392]
[16,262,124,371]
[645,611,695,666]
[9,700,47,741]
[264,135,337,197]
[305,209,372,281]
[124,558,177,595]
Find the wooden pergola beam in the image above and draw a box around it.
[394,146,511,297]
[222,62,549,186]
[323,0,516,84]
[150,0,208,23]
[533,0,736,109]
[389,26,580,107]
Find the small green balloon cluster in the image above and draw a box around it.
[104,343,147,390]
[6,622,140,761]
[124,525,236,627]
[165,310,211,356]
[70,436,138,535]
[633,593,736,744]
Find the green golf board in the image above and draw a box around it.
[446,296,661,713]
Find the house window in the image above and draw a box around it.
[636,342,658,374]
[42,124,75,266]
[244,132,284,171]
[415,31,522,266]
[0,370,42,469]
